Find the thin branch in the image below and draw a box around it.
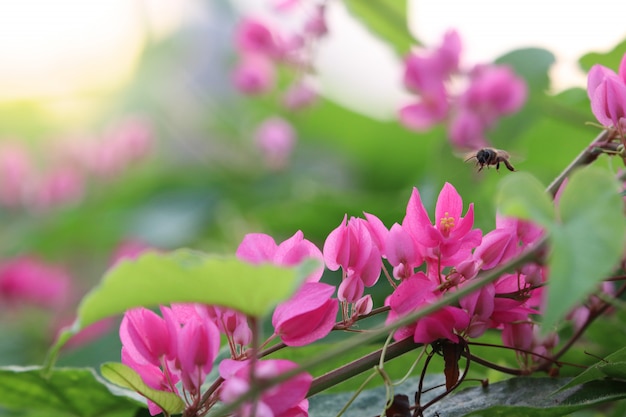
[546,129,610,196]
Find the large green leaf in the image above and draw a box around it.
[544,166,626,331]
[46,251,314,369]
[101,363,184,415]
[0,366,142,417]
[344,0,414,55]
[496,167,625,333]
[309,376,626,417]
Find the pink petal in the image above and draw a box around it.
[435,182,463,225]
[385,223,421,267]
[398,100,447,132]
[587,64,615,99]
[274,230,324,282]
[403,188,438,247]
[322,215,349,270]
[236,233,278,263]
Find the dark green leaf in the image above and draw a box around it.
[309,376,626,417]
[101,363,184,415]
[495,172,554,227]
[344,0,414,55]
[543,166,626,331]
[0,366,142,417]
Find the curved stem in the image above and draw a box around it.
[546,129,610,196]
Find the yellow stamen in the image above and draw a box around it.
[439,211,455,235]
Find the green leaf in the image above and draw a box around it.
[579,38,626,72]
[309,376,626,417]
[496,48,556,93]
[495,172,554,227]
[559,346,626,392]
[0,366,142,417]
[101,363,184,415]
[543,166,626,331]
[46,251,314,369]
[344,0,414,55]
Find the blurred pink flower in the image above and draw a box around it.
[219,358,312,417]
[29,166,84,211]
[0,256,71,310]
[237,230,324,283]
[253,117,296,169]
[235,18,279,57]
[0,142,31,207]
[233,54,276,95]
[283,81,317,110]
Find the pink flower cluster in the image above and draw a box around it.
[399,30,527,149]
[120,185,561,415]
[0,117,153,212]
[232,7,325,109]
[588,53,626,139]
[120,231,333,415]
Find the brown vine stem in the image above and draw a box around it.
[546,129,610,196]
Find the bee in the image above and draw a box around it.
[464,148,516,172]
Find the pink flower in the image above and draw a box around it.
[0,142,31,207]
[587,54,626,135]
[272,282,338,346]
[237,230,325,283]
[448,110,489,149]
[219,359,312,417]
[385,223,422,279]
[235,18,279,57]
[233,54,275,95]
[590,75,626,134]
[398,95,449,132]
[0,256,71,310]
[203,305,252,349]
[462,64,527,123]
[176,318,220,394]
[254,117,297,170]
[120,307,177,366]
[323,215,382,302]
[402,184,481,269]
[385,272,469,344]
[29,166,85,211]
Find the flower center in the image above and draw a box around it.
[439,212,455,236]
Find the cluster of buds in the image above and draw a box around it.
[399,30,527,150]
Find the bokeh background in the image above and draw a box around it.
[0,0,625,386]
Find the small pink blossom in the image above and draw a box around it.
[323,215,382,301]
[29,166,84,211]
[254,117,297,170]
[272,282,338,346]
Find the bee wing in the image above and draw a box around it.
[454,150,479,162]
